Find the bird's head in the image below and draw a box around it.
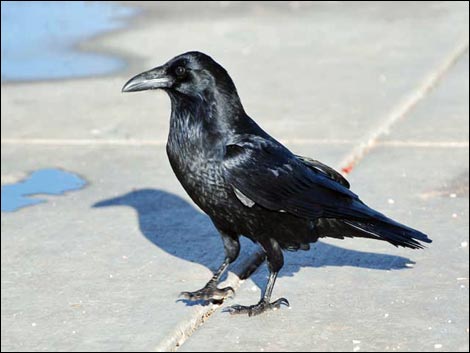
[122,51,239,104]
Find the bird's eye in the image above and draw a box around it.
[175,66,186,76]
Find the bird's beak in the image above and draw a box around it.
[122,66,172,93]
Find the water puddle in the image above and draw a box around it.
[1,1,136,82]
[1,169,87,212]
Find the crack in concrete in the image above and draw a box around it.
[153,250,265,352]
[339,37,469,175]
[1,138,468,148]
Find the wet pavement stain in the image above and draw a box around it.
[420,170,469,200]
[1,168,87,212]
[1,1,136,82]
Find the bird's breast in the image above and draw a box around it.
[166,130,230,213]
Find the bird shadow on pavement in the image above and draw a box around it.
[93,188,415,302]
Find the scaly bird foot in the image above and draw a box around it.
[224,298,289,317]
[179,284,235,302]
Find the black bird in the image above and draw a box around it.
[122,51,431,316]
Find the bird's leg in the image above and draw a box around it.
[225,238,289,316]
[180,258,234,301]
[225,271,289,316]
[180,231,239,302]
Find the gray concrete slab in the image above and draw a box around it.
[179,146,469,352]
[0,143,346,351]
[381,52,469,143]
[0,143,250,351]
[1,2,468,146]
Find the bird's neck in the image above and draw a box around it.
[166,88,272,174]
[166,91,225,162]
[166,87,271,157]
[167,88,247,136]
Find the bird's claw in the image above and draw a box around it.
[224,297,289,316]
[179,285,235,302]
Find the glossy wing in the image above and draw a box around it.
[295,155,350,189]
[223,135,362,219]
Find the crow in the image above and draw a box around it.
[122,51,431,316]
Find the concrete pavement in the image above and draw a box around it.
[1,2,468,351]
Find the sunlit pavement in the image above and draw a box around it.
[1,2,468,351]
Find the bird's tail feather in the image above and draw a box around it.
[315,218,431,249]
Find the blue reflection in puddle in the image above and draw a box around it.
[1,1,136,82]
[1,169,87,212]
